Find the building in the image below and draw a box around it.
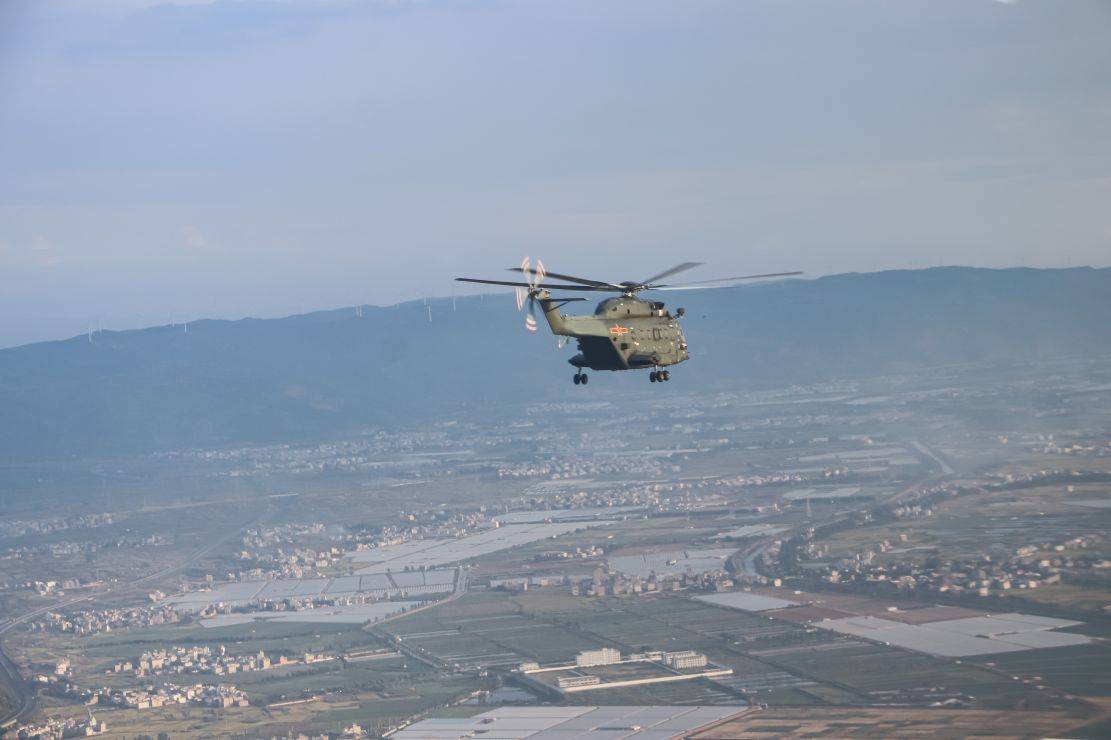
[389,705,747,740]
[557,675,602,689]
[575,648,621,667]
[665,651,708,669]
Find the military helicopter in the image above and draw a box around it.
[457,259,801,385]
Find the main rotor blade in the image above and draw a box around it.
[653,271,803,288]
[639,262,704,286]
[509,267,622,290]
[455,277,609,291]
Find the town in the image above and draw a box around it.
[2,358,1109,738]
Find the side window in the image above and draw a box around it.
[652,327,662,341]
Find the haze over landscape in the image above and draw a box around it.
[2,2,1111,739]
[2,266,1109,462]
[1,0,1109,347]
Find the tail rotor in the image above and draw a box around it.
[517,256,545,333]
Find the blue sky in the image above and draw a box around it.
[1,0,1108,347]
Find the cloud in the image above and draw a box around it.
[53,0,217,8]
[30,235,54,252]
[32,236,64,266]
[183,225,209,249]
[47,0,355,14]
[0,235,64,267]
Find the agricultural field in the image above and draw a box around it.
[972,643,1111,699]
[819,483,1111,565]
[53,676,483,739]
[688,706,1097,739]
[4,359,1110,737]
[765,640,1078,711]
[380,590,610,670]
[468,514,729,576]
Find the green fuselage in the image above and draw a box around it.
[538,291,690,371]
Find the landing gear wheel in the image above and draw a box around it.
[661,370,670,381]
[581,373,588,385]
[573,373,581,385]
[649,371,658,382]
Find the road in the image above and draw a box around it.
[912,439,954,476]
[366,567,469,673]
[732,539,771,579]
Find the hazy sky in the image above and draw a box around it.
[1,0,1109,347]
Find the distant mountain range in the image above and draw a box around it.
[1,266,1108,461]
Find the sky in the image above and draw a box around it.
[1,0,1109,348]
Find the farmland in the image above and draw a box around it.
[4,358,1110,736]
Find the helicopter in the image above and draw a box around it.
[456,259,801,385]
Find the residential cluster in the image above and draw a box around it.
[156,429,461,477]
[28,605,180,636]
[1032,435,1111,457]
[94,682,249,710]
[231,523,343,578]
[815,533,1106,598]
[2,534,170,569]
[495,454,666,480]
[111,646,287,677]
[2,713,107,739]
[0,513,114,539]
[567,565,736,598]
[502,487,660,515]
[530,545,605,563]
[195,592,398,620]
[6,579,86,597]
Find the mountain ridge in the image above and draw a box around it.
[2,266,1109,461]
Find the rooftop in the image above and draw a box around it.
[389,705,747,739]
